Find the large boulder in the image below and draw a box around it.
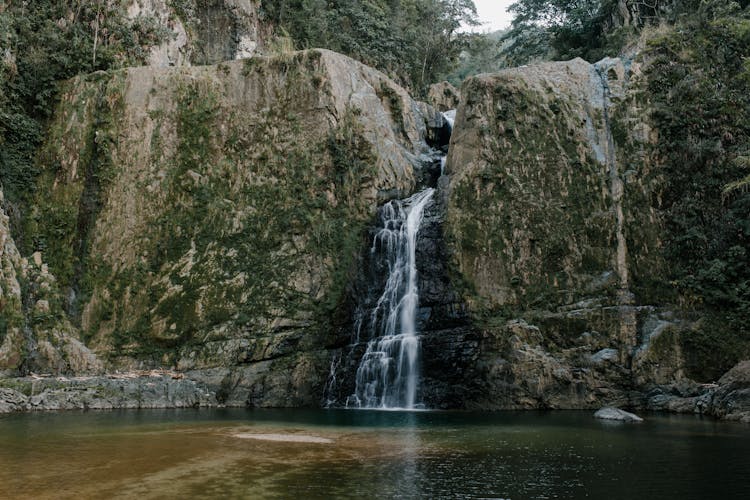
[594,406,644,422]
[711,361,750,423]
[446,57,660,313]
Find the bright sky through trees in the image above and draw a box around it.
[473,0,514,31]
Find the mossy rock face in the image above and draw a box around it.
[30,49,427,382]
[0,196,26,375]
[444,21,750,404]
[129,0,265,67]
[1,188,102,377]
[443,56,675,401]
[446,58,637,315]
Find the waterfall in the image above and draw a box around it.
[442,109,456,130]
[439,109,455,176]
[346,188,435,409]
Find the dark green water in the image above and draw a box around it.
[0,409,748,499]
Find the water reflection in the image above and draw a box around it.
[385,411,421,498]
[0,410,748,499]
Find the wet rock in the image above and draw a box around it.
[711,361,750,423]
[421,327,481,409]
[0,388,28,413]
[594,407,644,422]
[590,348,619,365]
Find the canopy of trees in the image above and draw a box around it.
[502,0,750,64]
[261,0,478,93]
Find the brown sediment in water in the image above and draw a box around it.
[0,421,433,499]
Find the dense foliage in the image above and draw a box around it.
[442,30,507,86]
[260,0,478,93]
[645,5,750,379]
[501,0,750,64]
[0,1,165,210]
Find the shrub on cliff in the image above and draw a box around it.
[645,4,750,380]
[0,1,166,211]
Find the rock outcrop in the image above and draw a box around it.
[20,49,431,406]
[0,371,215,412]
[440,54,700,410]
[1,190,102,377]
[708,361,750,422]
[427,81,460,112]
[127,0,265,67]
[594,406,644,422]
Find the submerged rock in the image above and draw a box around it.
[233,433,333,444]
[594,407,644,422]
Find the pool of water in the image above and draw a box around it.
[1,409,748,499]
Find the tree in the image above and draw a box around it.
[0,1,166,214]
[261,0,478,93]
[501,0,612,63]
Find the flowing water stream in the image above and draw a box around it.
[341,110,455,410]
[347,188,435,409]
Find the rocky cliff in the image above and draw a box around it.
[1,20,748,419]
[0,191,102,377]
[441,47,747,413]
[14,48,434,407]
[127,0,265,67]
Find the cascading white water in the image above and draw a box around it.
[442,109,456,130]
[347,188,435,409]
[439,110,455,176]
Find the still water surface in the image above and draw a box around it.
[1,409,748,499]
